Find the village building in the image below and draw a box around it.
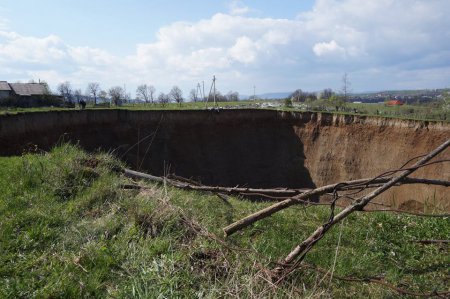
[0,81,12,100]
[0,81,63,107]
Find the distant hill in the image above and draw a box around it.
[258,92,291,99]
[241,92,291,100]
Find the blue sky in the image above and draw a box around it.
[0,0,449,96]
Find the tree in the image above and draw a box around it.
[306,93,317,102]
[442,91,450,112]
[290,89,306,102]
[73,89,83,103]
[57,81,73,104]
[169,86,183,106]
[341,73,351,102]
[158,92,170,107]
[98,90,108,103]
[329,94,345,111]
[136,84,156,104]
[108,86,125,106]
[321,88,334,100]
[86,82,100,105]
[284,98,293,108]
[189,89,198,102]
[124,92,132,104]
[210,90,226,102]
[226,91,239,102]
[39,80,51,95]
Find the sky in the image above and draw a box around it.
[0,0,449,97]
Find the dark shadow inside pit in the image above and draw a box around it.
[121,116,315,189]
[0,110,315,190]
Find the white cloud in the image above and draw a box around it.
[313,40,345,57]
[0,0,449,93]
[229,36,258,64]
[69,47,115,66]
[0,32,67,63]
[229,0,251,16]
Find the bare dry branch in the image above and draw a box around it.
[272,138,449,278]
[223,175,449,237]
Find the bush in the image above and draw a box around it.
[284,98,293,108]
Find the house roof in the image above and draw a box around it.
[9,83,47,96]
[0,81,11,91]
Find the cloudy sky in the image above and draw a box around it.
[0,0,449,96]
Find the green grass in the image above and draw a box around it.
[1,145,449,298]
[2,100,448,123]
[0,100,262,115]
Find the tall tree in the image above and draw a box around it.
[57,81,73,104]
[189,89,198,102]
[158,92,170,107]
[321,88,334,99]
[169,86,184,106]
[290,89,306,102]
[39,80,51,95]
[341,73,351,102]
[86,82,100,105]
[108,86,125,106]
[226,91,239,102]
[98,90,108,103]
[148,85,156,103]
[73,89,83,103]
[136,84,156,104]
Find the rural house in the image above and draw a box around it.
[9,82,48,98]
[0,81,63,107]
[0,81,12,100]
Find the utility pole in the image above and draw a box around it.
[196,83,201,102]
[213,75,217,107]
[203,81,206,108]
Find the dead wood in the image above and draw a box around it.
[123,168,309,196]
[122,168,449,238]
[124,168,449,207]
[272,138,450,279]
[222,176,449,237]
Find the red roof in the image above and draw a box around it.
[386,100,404,106]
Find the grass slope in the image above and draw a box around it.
[0,145,448,298]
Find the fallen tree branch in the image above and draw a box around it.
[123,169,449,201]
[361,209,450,218]
[272,138,450,278]
[223,176,449,237]
[123,168,309,196]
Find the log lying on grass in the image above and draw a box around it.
[123,169,450,203]
[272,138,450,278]
[222,176,450,237]
[123,168,310,197]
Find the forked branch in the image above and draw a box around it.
[272,138,450,278]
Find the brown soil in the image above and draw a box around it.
[0,109,448,210]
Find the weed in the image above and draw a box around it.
[0,144,448,298]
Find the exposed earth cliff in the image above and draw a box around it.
[0,110,448,210]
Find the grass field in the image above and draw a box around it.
[1,144,449,298]
[1,99,448,122]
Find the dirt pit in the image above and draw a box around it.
[0,109,448,210]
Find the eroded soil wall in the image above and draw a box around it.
[0,110,448,209]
